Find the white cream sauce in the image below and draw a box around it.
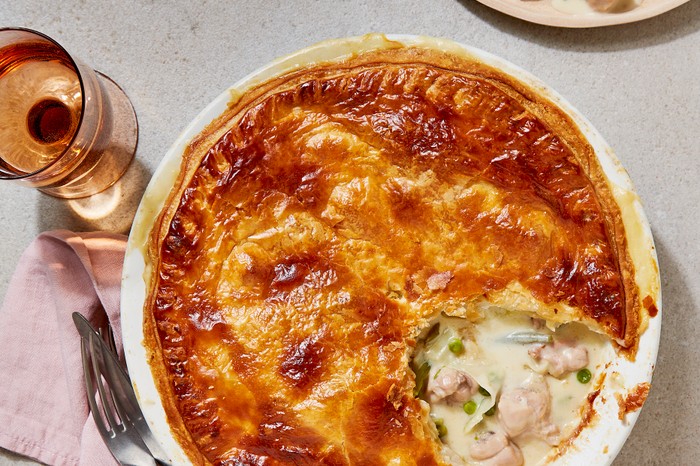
[413,311,612,465]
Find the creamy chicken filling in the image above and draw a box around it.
[412,311,610,466]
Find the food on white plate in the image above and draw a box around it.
[139,36,659,465]
[522,0,643,14]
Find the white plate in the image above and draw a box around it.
[121,34,661,465]
[476,0,689,27]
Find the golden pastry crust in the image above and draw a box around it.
[144,44,643,465]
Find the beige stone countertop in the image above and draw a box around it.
[1,1,698,465]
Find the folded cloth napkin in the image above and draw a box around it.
[0,230,127,466]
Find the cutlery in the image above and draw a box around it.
[73,312,171,465]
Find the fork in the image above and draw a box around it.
[76,314,172,464]
[74,312,160,466]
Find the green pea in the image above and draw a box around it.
[577,368,592,384]
[448,337,463,354]
[484,405,496,416]
[434,418,447,438]
[463,400,477,415]
[478,386,491,397]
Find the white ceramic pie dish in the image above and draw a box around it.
[121,34,661,465]
[476,0,689,27]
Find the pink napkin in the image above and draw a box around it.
[0,230,127,466]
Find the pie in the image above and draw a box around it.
[141,37,658,465]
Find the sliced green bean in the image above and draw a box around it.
[502,331,552,344]
[413,361,431,398]
[425,323,440,345]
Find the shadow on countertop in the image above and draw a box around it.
[36,157,152,236]
[612,232,696,465]
[458,0,700,52]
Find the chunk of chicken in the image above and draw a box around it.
[470,431,524,466]
[497,374,559,445]
[427,367,478,404]
[528,340,588,378]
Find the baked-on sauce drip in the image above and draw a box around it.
[151,59,633,465]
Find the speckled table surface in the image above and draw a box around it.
[1,1,698,465]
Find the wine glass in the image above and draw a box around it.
[0,27,138,199]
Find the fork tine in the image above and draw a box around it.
[89,332,121,433]
[97,328,139,422]
[98,327,126,421]
[92,328,151,440]
[81,337,109,437]
[104,324,119,358]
